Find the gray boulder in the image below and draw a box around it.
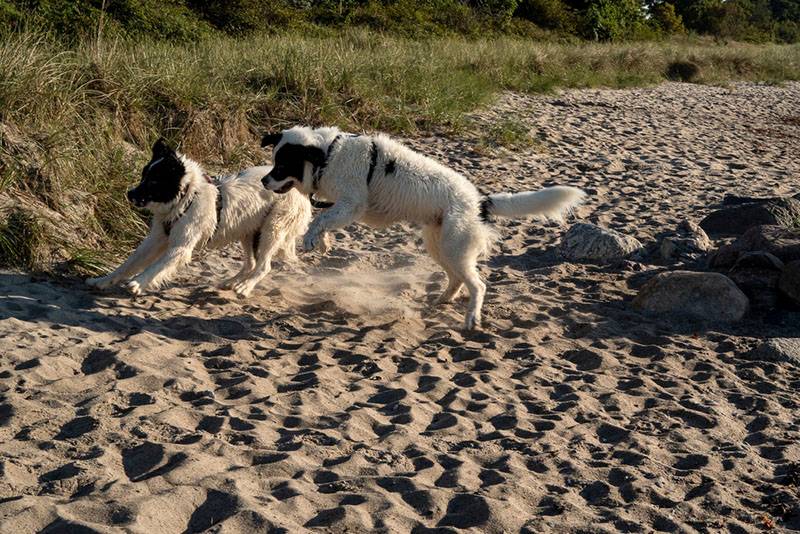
[709,225,800,269]
[779,260,800,305]
[632,270,749,322]
[728,251,785,309]
[560,223,643,263]
[699,198,800,237]
[660,220,713,262]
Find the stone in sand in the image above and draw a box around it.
[779,260,800,305]
[632,270,749,322]
[560,223,643,263]
[700,198,800,237]
[727,251,785,309]
[660,220,712,262]
[710,225,800,269]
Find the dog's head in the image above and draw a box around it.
[260,127,325,195]
[127,138,186,209]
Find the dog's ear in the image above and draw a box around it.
[300,146,325,168]
[152,137,174,158]
[261,132,283,148]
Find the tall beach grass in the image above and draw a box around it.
[0,31,798,273]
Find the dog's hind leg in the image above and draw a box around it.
[220,236,256,289]
[423,224,463,304]
[438,219,487,330]
[232,225,283,298]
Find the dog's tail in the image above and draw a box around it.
[481,186,585,222]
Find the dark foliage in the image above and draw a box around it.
[2,0,799,42]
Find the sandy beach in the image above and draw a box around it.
[1,81,799,533]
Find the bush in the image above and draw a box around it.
[469,0,520,24]
[12,0,213,42]
[651,2,685,34]
[515,0,577,31]
[665,60,700,81]
[582,0,645,41]
[776,19,800,43]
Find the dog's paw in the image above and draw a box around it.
[435,293,455,305]
[463,311,482,331]
[219,276,240,290]
[126,280,143,296]
[86,276,112,289]
[233,280,255,298]
[318,232,331,254]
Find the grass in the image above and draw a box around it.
[0,30,799,273]
[475,117,544,154]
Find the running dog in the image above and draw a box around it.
[87,138,310,297]
[260,126,585,329]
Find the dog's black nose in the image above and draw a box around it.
[260,175,271,188]
[126,189,135,202]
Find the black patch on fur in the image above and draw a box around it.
[313,134,344,191]
[385,159,395,175]
[366,141,378,185]
[266,143,325,188]
[128,138,185,207]
[479,197,494,223]
[252,231,261,260]
[309,194,334,209]
[162,193,196,236]
[261,132,283,147]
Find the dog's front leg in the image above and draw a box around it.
[126,241,197,295]
[86,231,168,289]
[303,199,365,252]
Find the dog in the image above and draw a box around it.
[86,138,310,297]
[260,126,585,329]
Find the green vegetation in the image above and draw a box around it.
[3,0,800,43]
[0,25,798,273]
[476,118,543,153]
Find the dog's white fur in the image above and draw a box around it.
[263,126,585,329]
[87,152,310,297]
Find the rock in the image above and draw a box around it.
[728,252,785,309]
[632,271,749,322]
[660,220,712,262]
[779,260,800,305]
[709,225,800,269]
[560,223,643,263]
[699,198,800,237]
[747,338,800,366]
[733,251,785,271]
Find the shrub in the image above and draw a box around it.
[469,0,520,24]
[650,2,685,34]
[665,60,700,81]
[582,0,645,41]
[515,0,577,31]
[776,19,800,43]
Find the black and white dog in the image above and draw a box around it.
[87,139,310,297]
[260,126,585,329]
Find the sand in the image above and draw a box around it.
[1,82,799,533]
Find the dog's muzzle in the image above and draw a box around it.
[262,175,293,194]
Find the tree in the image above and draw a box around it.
[650,1,685,33]
[582,0,645,40]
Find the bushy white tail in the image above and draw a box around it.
[484,186,585,221]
